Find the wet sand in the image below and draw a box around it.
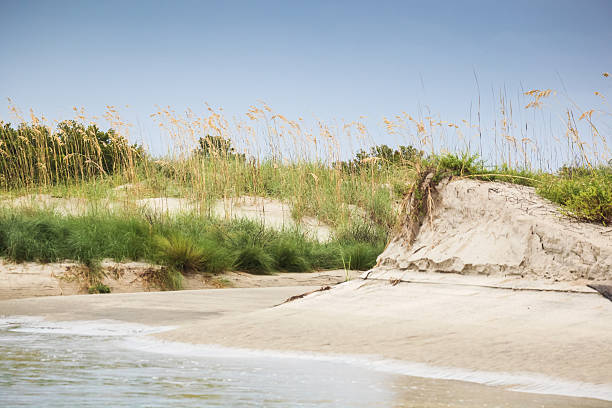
[1,279,611,405]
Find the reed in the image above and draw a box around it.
[0,78,610,287]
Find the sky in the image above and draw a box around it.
[1,0,611,161]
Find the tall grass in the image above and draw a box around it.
[0,211,383,276]
[1,80,611,288]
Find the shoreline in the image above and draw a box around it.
[2,277,611,403]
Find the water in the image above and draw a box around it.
[1,316,610,408]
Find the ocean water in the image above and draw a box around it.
[1,316,610,408]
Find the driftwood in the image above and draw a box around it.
[587,284,612,303]
[276,286,331,305]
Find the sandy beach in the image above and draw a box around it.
[2,273,611,404]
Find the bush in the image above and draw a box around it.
[233,246,274,274]
[153,234,205,273]
[537,168,612,224]
[270,239,311,272]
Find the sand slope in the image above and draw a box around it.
[373,178,612,282]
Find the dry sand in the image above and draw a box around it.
[376,178,612,281]
[153,279,612,388]
[0,259,360,300]
[2,179,612,403]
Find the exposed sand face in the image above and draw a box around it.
[374,178,612,282]
[0,258,359,300]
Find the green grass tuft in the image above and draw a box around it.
[537,167,612,224]
[341,242,382,271]
[153,234,205,273]
[270,239,311,272]
[233,246,275,274]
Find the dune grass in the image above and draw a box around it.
[0,210,385,287]
[0,87,610,291]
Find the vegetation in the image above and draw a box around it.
[0,211,384,286]
[0,85,610,290]
[537,165,612,224]
[0,120,143,188]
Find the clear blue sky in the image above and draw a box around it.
[1,0,611,160]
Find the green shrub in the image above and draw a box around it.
[341,243,381,271]
[537,169,612,224]
[433,152,485,179]
[270,239,311,272]
[233,246,274,274]
[153,234,205,272]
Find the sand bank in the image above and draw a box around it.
[0,259,359,300]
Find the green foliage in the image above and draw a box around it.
[537,167,612,224]
[270,239,310,272]
[0,216,67,263]
[153,234,205,273]
[432,152,485,179]
[334,219,388,247]
[194,135,245,160]
[233,246,274,274]
[88,283,111,294]
[341,243,381,271]
[339,144,423,171]
[0,121,143,188]
[152,267,184,291]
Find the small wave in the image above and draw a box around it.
[125,337,612,402]
[3,315,611,402]
[0,315,175,336]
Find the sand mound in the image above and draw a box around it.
[368,178,612,282]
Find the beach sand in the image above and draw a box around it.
[2,276,611,404]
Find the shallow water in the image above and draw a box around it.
[0,317,609,408]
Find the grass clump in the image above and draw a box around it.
[341,243,381,271]
[233,246,275,274]
[0,215,67,263]
[88,283,111,294]
[537,166,612,224]
[270,239,311,272]
[153,234,205,273]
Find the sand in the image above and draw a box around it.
[153,279,612,387]
[1,277,611,402]
[2,179,612,402]
[0,259,360,300]
[1,193,333,241]
[375,178,612,281]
